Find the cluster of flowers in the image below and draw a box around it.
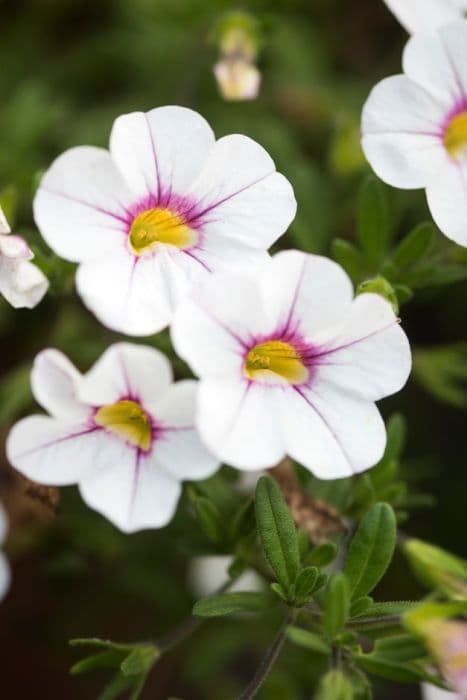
[1,2,467,694]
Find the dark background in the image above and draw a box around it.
[0,0,465,697]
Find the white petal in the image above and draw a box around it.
[78,342,172,407]
[196,378,286,470]
[422,683,461,700]
[403,26,467,105]
[31,349,89,420]
[34,146,133,262]
[0,206,11,234]
[187,134,297,249]
[193,234,271,276]
[0,553,10,602]
[76,247,188,336]
[280,384,386,479]
[0,234,32,260]
[362,75,447,189]
[109,106,215,202]
[260,250,354,337]
[6,416,102,485]
[427,159,467,246]
[383,0,467,34]
[314,294,412,401]
[171,271,268,378]
[0,259,48,309]
[79,450,181,532]
[151,380,219,481]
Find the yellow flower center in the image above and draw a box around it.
[129,208,197,255]
[244,340,309,385]
[444,111,467,157]
[94,399,152,450]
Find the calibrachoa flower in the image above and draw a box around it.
[33,106,296,335]
[0,205,48,309]
[6,343,219,532]
[171,250,411,476]
[0,501,10,602]
[362,20,467,248]
[382,0,467,34]
[214,60,261,101]
[425,621,467,697]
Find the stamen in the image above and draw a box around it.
[94,399,152,450]
[444,111,467,157]
[244,340,309,384]
[129,208,197,255]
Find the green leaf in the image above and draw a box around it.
[255,475,300,592]
[120,646,159,677]
[97,673,133,700]
[286,626,330,654]
[69,638,134,652]
[353,600,418,618]
[357,175,389,267]
[344,502,396,599]
[305,541,338,568]
[230,499,255,542]
[270,582,288,602]
[349,596,373,619]
[355,654,425,683]
[404,538,467,598]
[192,591,273,618]
[384,413,406,461]
[71,651,126,675]
[194,497,224,544]
[373,634,427,662]
[294,566,319,603]
[332,239,365,281]
[392,223,434,269]
[315,669,354,700]
[323,573,350,638]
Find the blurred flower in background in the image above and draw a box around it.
[212,11,262,101]
[0,501,10,602]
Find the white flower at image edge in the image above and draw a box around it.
[0,501,10,602]
[362,20,467,248]
[6,343,219,532]
[422,684,463,700]
[382,0,467,34]
[0,206,48,309]
[171,250,411,477]
[33,106,296,336]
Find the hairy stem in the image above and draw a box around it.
[236,610,296,700]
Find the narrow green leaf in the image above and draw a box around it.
[344,502,396,599]
[315,669,354,700]
[373,634,427,662]
[294,566,319,603]
[352,600,418,618]
[305,541,337,568]
[71,651,125,675]
[384,413,406,461]
[193,591,273,618]
[194,497,224,543]
[97,673,133,700]
[323,573,350,638]
[349,596,373,618]
[286,626,330,654]
[332,239,365,281]
[255,475,300,591]
[230,499,255,542]
[355,654,425,683]
[392,223,434,269]
[120,647,159,677]
[357,175,390,267]
[69,638,134,652]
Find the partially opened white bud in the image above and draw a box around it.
[214,60,261,101]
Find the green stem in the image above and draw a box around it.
[236,610,296,700]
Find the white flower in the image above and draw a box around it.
[422,685,462,700]
[382,0,467,34]
[0,206,48,309]
[0,501,10,602]
[6,343,219,533]
[214,60,261,101]
[190,555,263,597]
[171,250,411,477]
[362,20,467,248]
[33,106,296,336]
